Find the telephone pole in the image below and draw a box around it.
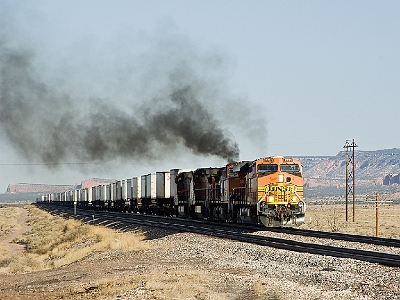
[343,139,357,222]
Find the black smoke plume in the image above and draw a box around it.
[0,50,239,167]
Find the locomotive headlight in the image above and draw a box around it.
[291,196,298,202]
[268,196,274,202]
[298,201,305,212]
[278,174,284,182]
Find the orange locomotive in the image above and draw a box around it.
[251,156,305,226]
[173,156,305,227]
[223,156,305,226]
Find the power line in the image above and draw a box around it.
[0,162,106,166]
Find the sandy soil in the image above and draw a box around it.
[0,206,29,253]
[0,250,162,300]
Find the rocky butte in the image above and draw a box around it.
[296,148,400,199]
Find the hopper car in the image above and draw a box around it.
[39,156,305,227]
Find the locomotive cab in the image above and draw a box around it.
[250,157,305,227]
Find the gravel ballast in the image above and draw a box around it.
[1,222,399,299]
[113,226,400,299]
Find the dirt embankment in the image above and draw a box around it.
[0,205,30,253]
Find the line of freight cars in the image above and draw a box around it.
[39,156,306,227]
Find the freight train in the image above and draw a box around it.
[39,156,306,227]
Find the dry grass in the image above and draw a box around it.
[303,203,400,238]
[0,206,20,236]
[66,268,285,300]
[0,205,149,274]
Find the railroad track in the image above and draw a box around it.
[266,227,400,248]
[36,203,400,267]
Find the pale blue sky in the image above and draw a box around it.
[0,1,399,189]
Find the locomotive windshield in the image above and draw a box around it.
[258,164,278,174]
[280,164,301,176]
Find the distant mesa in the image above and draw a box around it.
[6,183,74,194]
[5,178,116,194]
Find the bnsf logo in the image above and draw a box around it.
[259,185,296,193]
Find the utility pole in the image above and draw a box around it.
[343,139,357,222]
[366,193,393,237]
[375,193,378,237]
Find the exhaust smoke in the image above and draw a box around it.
[0,49,239,168]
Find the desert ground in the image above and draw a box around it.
[0,203,399,299]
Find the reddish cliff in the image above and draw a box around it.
[6,183,74,194]
[5,178,116,194]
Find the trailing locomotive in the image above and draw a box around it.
[39,156,305,227]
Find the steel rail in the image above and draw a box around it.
[40,203,400,249]
[36,204,400,267]
[264,227,400,248]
